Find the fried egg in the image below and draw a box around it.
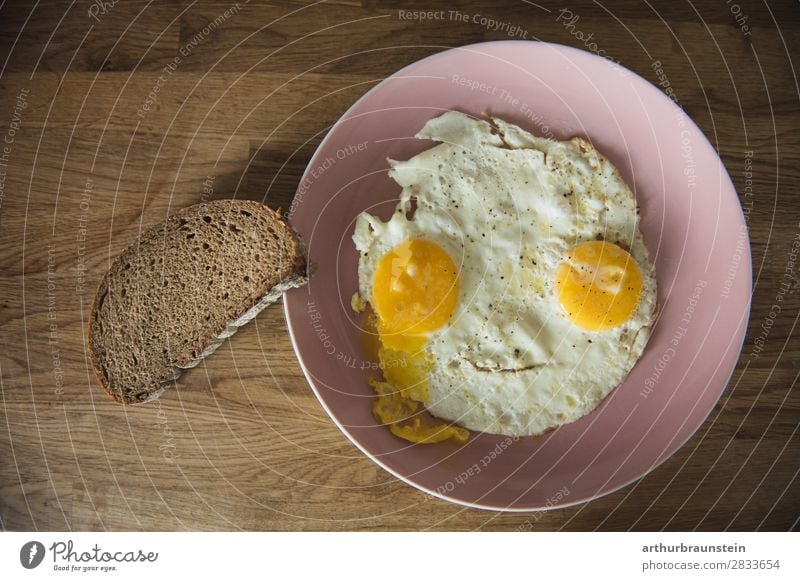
[353,111,657,439]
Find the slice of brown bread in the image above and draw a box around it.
[89,200,308,404]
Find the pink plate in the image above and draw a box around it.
[282,41,752,511]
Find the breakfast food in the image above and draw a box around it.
[90,200,308,404]
[352,111,657,441]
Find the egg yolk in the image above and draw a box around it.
[372,238,460,351]
[555,240,643,331]
[365,238,467,445]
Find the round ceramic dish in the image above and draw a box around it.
[283,41,752,511]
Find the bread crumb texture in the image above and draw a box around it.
[89,200,307,404]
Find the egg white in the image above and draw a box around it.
[353,111,657,436]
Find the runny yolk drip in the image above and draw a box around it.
[366,238,468,444]
[555,240,644,331]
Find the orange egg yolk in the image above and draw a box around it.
[366,238,468,445]
[555,240,643,331]
[372,237,460,351]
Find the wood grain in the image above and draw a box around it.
[0,0,798,531]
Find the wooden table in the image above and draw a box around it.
[1,0,797,531]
